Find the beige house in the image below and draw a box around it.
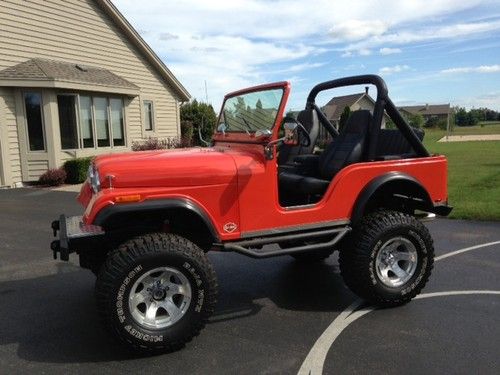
[319,87,386,142]
[399,104,451,124]
[0,0,190,187]
[323,88,387,128]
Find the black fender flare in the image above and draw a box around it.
[93,198,219,242]
[351,172,434,224]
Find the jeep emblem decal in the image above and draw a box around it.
[223,222,237,233]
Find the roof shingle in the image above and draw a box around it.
[399,104,450,116]
[0,58,139,90]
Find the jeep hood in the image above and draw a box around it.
[94,148,237,188]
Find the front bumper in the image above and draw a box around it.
[51,215,105,261]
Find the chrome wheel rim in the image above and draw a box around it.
[375,237,418,288]
[128,267,192,329]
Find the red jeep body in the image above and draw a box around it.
[75,80,448,245]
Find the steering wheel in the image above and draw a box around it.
[283,116,311,147]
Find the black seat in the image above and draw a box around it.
[278,109,320,166]
[280,110,372,198]
[376,128,424,158]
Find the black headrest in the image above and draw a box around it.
[296,109,318,132]
[343,110,372,134]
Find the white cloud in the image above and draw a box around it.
[159,32,179,40]
[379,65,410,75]
[341,48,372,57]
[441,65,500,74]
[380,47,402,55]
[329,20,388,41]
[286,62,327,72]
[345,19,500,52]
[112,0,500,107]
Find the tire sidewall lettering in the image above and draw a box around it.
[114,259,207,344]
[183,261,205,313]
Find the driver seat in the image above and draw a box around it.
[280,110,372,198]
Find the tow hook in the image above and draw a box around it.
[51,220,60,237]
[51,240,61,260]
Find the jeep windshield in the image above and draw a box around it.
[217,88,283,134]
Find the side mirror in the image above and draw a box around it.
[283,120,299,146]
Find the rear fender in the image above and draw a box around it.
[351,172,448,223]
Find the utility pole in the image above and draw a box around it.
[446,103,450,140]
[204,80,209,103]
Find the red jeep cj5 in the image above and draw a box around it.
[51,75,451,353]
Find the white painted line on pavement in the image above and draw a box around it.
[435,240,500,261]
[298,240,500,375]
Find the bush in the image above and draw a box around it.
[63,157,93,184]
[38,168,66,186]
[180,121,193,148]
[180,100,217,146]
[131,137,180,151]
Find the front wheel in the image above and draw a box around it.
[95,233,217,353]
[339,211,434,306]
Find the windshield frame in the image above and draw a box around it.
[213,81,290,144]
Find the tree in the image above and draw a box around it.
[180,99,217,146]
[338,106,351,132]
[406,113,424,128]
[467,109,481,126]
[454,107,468,126]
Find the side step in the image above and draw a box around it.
[222,226,351,258]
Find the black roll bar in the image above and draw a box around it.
[305,74,429,159]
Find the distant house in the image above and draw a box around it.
[320,87,386,141]
[399,104,451,125]
[0,0,190,187]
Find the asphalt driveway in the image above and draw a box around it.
[0,188,499,374]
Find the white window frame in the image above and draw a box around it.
[55,93,127,150]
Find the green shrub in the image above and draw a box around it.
[63,157,93,184]
[38,168,66,186]
[180,121,194,147]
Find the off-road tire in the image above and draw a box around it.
[95,233,217,353]
[291,249,334,262]
[339,211,434,306]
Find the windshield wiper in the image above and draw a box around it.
[237,115,251,135]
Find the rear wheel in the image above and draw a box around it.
[339,211,434,306]
[95,233,217,353]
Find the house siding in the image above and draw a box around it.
[0,88,22,184]
[0,0,183,185]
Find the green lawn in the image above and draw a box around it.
[423,124,500,221]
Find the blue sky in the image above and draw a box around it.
[113,0,500,111]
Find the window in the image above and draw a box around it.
[58,95,79,150]
[55,94,126,149]
[218,89,283,133]
[94,97,110,147]
[79,96,94,148]
[24,93,45,151]
[110,98,125,146]
[144,100,154,131]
